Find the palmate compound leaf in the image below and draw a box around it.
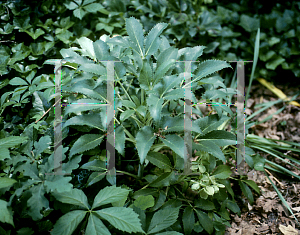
[147,206,180,234]
[52,188,90,210]
[91,185,130,210]
[51,210,87,235]
[94,207,145,234]
[69,134,105,157]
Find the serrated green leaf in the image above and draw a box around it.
[74,8,86,20]
[242,179,260,194]
[126,17,144,56]
[44,176,73,193]
[185,60,231,88]
[134,195,155,210]
[212,165,232,179]
[120,109,135,121]
[64,99,104,116]
[226,199,241,215]
[0,199,14,227]
[139,59,153,90]
[63,112,105,131]
[93,39,110,61]
[147,94,164,123]
[136,126,156,164]
[122,100,136,109]
[192,140,226,162]
[0,177,17,189]
[9,77,28,86]
[146,151,172,170]
[115,125,125,156]
[69,134,105,157]
[27,184,49,221]
[85,213,110,235]
[238,180,254,204]
[0,136,28,157]
[52,188,89,210]
[149,171,177,187]
[156,47,178,70]
[195,198,215,210]
[86,172,106,187]
[94,207,144,233]
[33,136,51,158]
[51,210,86,235]
[153,59,176,86]
[197,130,237,146]
[160,134,184,159]
[147,207,180,234]
[195,209,213,234]
[92,185,129,209]
[182,206,194,234]
[83,2,104,13]
[77,37,96,60]
[145,23,168,56]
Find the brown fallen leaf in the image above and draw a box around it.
[279,224,299,235]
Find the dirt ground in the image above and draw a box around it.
[224,80,300,235]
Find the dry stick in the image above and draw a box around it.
[35,98,61,123]
[264,168,285,188]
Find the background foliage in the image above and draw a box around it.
[0,0,299,234]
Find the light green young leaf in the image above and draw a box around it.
[147,207,180,234]
[126,17,144,57]
[136,126,156,164]
[92,185,130,209]
[51,210,86,235]
[145,23,168,56]
[69,134,105,157]
[94,207,144,233]
[134,195,155,210]
[52,188,90,210]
